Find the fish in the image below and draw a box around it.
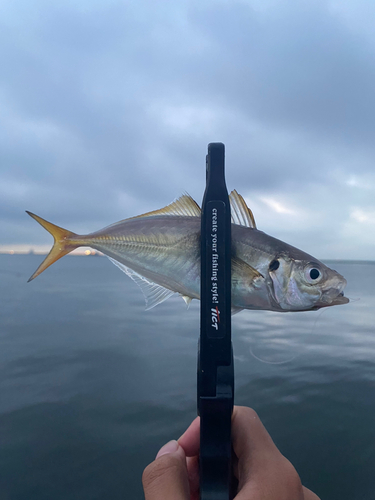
[26,190,349,313]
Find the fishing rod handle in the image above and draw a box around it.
[198,142,234,500]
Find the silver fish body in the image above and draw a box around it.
[231,224,347,311]
[27,191,348,312]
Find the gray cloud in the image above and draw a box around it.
[0,0,374,258]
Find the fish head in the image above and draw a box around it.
[268,255,348,311]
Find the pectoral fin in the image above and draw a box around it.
[231,258,269,309]
[232,258,263,286]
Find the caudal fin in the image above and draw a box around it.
[26,211,80,282]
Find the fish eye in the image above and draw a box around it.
[309,268,320,280]
[304,264,323,284]
[269,259,280,272]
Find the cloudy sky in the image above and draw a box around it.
[1,0,374,259]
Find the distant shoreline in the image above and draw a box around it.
[0,249,103,256]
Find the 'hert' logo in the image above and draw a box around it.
[211,307,220,330]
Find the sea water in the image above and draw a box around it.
[1,255,374,499]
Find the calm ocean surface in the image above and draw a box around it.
[1,255,374,499]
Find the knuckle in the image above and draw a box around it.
[235,406,259,422]
[279,458,304,499]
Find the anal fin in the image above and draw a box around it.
[107,257,175,310]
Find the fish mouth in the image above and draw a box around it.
[316,291,349,308]
[328,291,349,306]
[316,271,349,308]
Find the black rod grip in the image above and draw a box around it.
[198,143,234,500]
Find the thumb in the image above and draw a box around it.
[142,440,190,500]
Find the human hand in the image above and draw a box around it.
[142,406,321,500]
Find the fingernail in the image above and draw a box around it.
[156,440,179,458]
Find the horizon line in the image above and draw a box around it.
[0,247,373,263]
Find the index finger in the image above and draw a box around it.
[177,406,273,459]
[178,416,200,457]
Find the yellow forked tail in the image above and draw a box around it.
[26,211,80,282]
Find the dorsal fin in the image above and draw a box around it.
[131,194,201,219]
[125,191,256,228]
[229,190,257,228]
